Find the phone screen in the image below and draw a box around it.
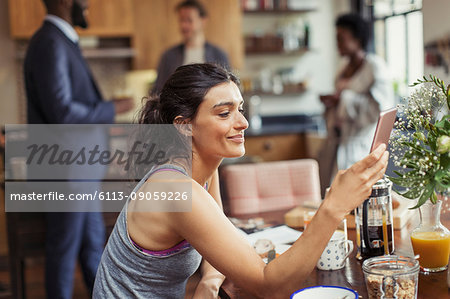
[370,107,398,153]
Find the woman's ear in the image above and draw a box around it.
[173,116,192,136]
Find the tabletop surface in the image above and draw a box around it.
[221,207,450,299]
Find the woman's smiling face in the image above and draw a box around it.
[191,81,248,159]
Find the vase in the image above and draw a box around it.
[410,197,450,272]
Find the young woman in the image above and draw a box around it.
[319,14,394,195]
[93,63,389,298]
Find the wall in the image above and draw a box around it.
[422,0,450,83]
[0,0,20,125]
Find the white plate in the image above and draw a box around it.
[291,285,358,299]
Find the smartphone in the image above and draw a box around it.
[370,107,398,153]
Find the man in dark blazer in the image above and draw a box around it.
[152,0,230,94]
[24,0,132,298]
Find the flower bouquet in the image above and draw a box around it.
[388,75,450,272]
[389,75,449,209]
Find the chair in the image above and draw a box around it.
[221,159,321,216]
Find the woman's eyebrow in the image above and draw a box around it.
[212,100,244,109]
[212,101,234,108]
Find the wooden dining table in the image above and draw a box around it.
[220,206,450,298]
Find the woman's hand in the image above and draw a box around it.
[191,259,225,299]
[320,94,340,108]
[192,274,224,299]
[335,78,350,94]
[323,144,389,220]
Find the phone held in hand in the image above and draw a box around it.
[370,107,398,153]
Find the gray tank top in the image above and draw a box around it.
[93,165,202,298]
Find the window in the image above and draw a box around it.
[360,0,423,98]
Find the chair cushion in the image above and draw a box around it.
[221,159,321,215]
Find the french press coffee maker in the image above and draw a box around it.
[355,177,395,260]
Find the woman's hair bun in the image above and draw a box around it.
[139,95,163,124]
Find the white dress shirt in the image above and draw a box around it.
[45,14,79,44]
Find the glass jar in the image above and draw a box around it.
[410,197,450,272]
[362,255,419,299]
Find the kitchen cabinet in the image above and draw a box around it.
[244,133,306,161]
[8,0,134,38]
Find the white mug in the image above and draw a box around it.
[317,230,353,270]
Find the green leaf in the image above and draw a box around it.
[388,176,410,187]
[427,131,438,152]
[404,160,420,170]
[435,170,450,188]
[441,154,450,170]
[388,175,423,188]
[393,170,419,178]
[399,187,422,199]
[393,170,404,177]
[409,183,435,209]
[435,169,448,180]
[435,183,448,194]
[434,117,449,130]
[431,190,438,204]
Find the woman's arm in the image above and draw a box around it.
[170,145,389,298]
[192,169,225,298]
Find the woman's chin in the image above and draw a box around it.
[223,149,245,159]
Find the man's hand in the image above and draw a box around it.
[113,97,134,114]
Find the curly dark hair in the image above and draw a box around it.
[336,13,371,50]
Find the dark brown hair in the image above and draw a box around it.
[175,0,208,18]
[140,63,239,125]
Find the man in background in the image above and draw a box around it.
[152,0,230,94]
[24,0,132,297]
